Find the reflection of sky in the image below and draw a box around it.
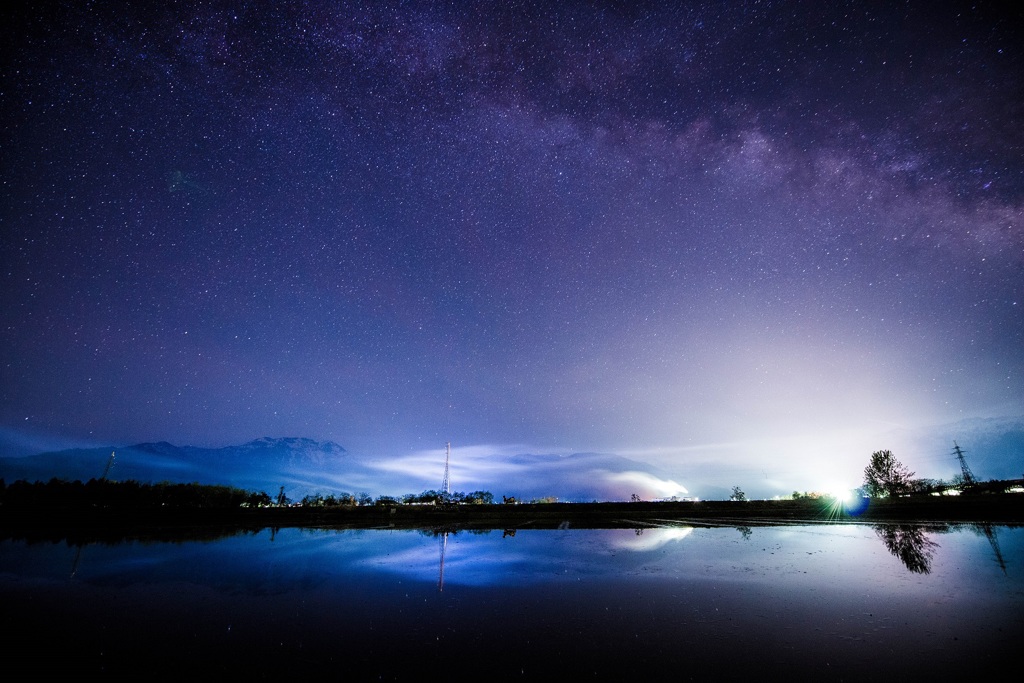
[4,525,1020,679]
[3,524,1021,596]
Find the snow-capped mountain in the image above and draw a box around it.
[0,437,349,495]
[0,437,691,502]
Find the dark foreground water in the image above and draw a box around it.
[2,522,1021,679]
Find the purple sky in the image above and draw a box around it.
[2,1,1021,497]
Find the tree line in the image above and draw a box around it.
[0,479,508,510]
[862,448,1020,498]
[0,477,271,510]
[297,490,497,507]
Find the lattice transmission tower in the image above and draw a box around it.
[101,451,116,480]
[438,441,452,591]
[441,441,451,495]
[952,441,977,487]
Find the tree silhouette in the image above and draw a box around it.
[464,490,494,504]
[863,450,914,497]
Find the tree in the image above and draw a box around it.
[730,486,746,502]
[863,450,915,497]
[465,490,494,505]
[300,493,325,507]
[908,478,942,496]
[247,490,272,507]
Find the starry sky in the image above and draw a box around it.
[2,1,1022,496]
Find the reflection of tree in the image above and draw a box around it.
[873,524,939,574]
[736,526,752,541]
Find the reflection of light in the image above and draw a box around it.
[609,526,693,552]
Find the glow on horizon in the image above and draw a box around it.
[1,3,1021,490]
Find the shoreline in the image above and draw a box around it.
[3,496,1023,544]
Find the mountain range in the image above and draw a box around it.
[0,437,691,502]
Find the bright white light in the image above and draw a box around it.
[825,485,853,503]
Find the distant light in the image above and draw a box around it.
[825,486,853,504]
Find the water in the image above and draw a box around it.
[2,523,1020,678]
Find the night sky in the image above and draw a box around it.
[3,1,1022,496]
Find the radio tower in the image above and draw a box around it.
[953,441,977,487]
[101,451,116,480]
[438,531,448,591]
[441,441,451,496]
[437,442,453,590]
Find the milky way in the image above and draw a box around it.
[2,1,1022,495]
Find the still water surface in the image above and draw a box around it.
[2,523,1020,678]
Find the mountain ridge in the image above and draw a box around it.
[0,437,689,502]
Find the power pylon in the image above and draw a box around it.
[441,441,451,495]
[101,451,115,480]
[953,441,977,487]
